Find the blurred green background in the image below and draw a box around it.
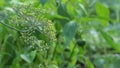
[0,0,120,68]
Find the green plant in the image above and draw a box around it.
[0,0,120,68]
[0,3,56,68]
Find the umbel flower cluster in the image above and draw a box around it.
[4,4,56,52]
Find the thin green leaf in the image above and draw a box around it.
[99,29,120,53]
[85,58,94,68]
[21,50,36,63]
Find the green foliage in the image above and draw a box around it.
[96,2,110,19]
[95,2,110,26]
[0,0,120,68]
[63,21,77,46]
[40,0,48,6]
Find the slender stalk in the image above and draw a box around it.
[51,43,57,60]
[0,22,38,32]
[0,22,20,32]
[65,43,77,67]
[69,44,77,59]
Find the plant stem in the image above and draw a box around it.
[51,42,57,60]
[0,22,34,32]
[0,22,20,32]
[69,44,77,59]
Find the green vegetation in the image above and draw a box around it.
[0,0,120,68]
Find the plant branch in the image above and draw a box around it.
[0,22,21,32]
[0,22,39,33]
